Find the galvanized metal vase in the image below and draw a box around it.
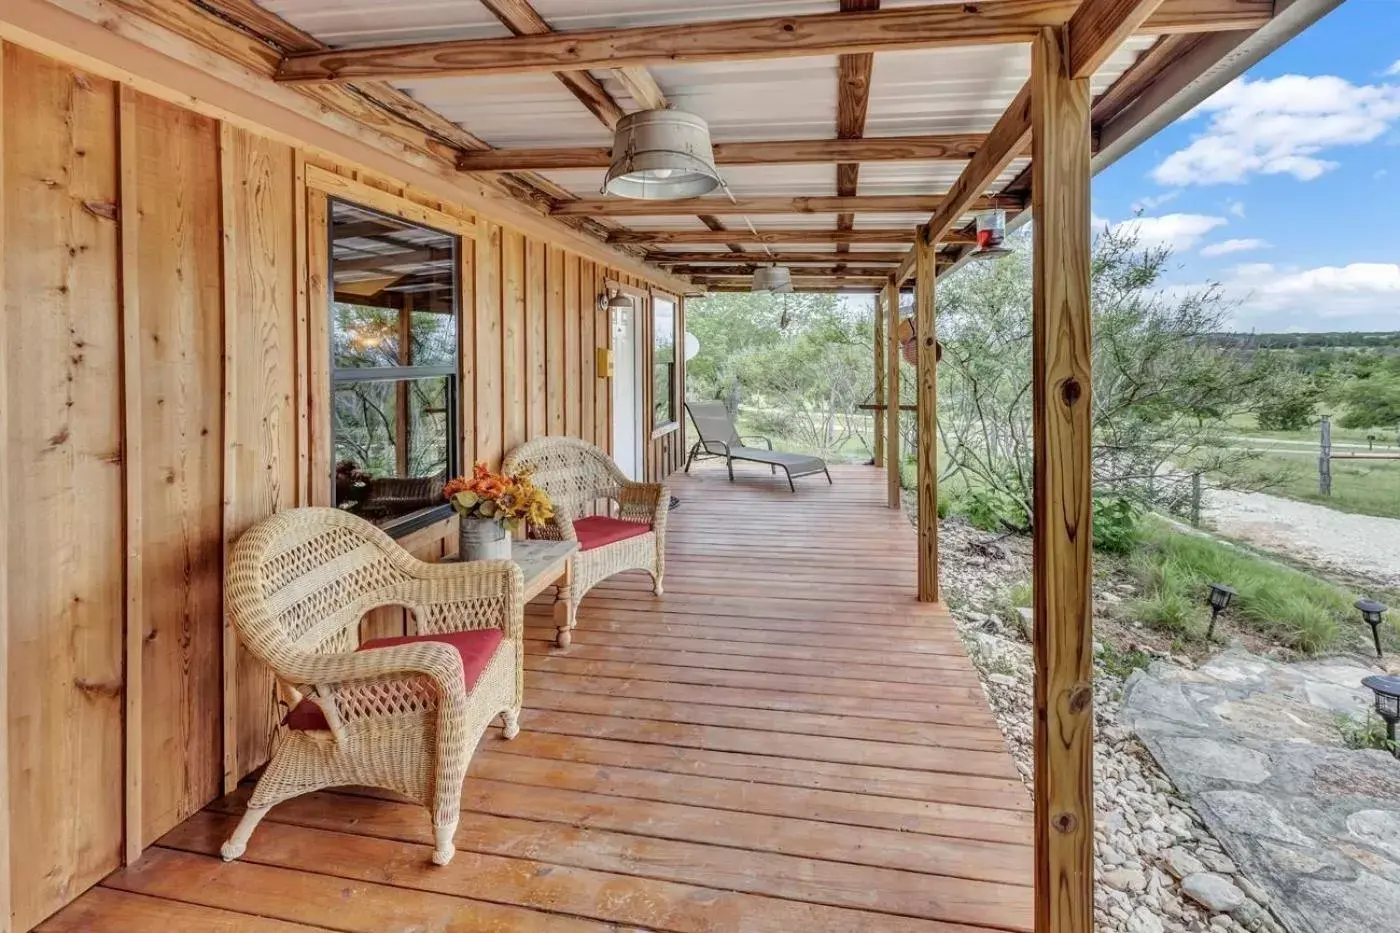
[458,516,511,561]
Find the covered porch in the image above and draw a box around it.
[44,464,1032,932]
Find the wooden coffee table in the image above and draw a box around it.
[445,539,579,648]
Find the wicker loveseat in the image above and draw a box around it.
[221,507,524,867]
[503,437,668,647]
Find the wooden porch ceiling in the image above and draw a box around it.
[42,465,1033,933]
[124,0,1287,289]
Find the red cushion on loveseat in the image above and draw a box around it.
[283,628,505,731]
[573,515,651,552]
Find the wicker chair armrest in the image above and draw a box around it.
[400,559,525,641]
[529,501,578,545]
[618,481,669,528]
[284,641,469,738]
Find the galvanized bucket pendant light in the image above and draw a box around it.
[751,264,793,293]
[603,109,723,200]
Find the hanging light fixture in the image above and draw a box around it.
[603,109,722,200]
[969,208,1013,261]
[751,264,792,293]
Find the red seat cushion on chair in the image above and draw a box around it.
[283,628,505,731]
[573,515,651,552]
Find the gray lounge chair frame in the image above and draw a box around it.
[684,400,832,492]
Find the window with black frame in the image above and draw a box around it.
[329,200,459,532]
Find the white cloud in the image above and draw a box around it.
[1227,200,1246,218]
[1153,74,1400,186]
[1130,191,1181,212]
[1220,262,1400,330]
[1200,238,1270,257]
[1111,213,1227,252]
[1386,60,1400,77]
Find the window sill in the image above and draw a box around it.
[651,421,680,440]
[380,503,454,541]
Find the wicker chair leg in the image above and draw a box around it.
[221,803,272,861]
[432,817,460,866]
[500,708,520,739]
[650,567,664,596]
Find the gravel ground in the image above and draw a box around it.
[1201,489,1400,589]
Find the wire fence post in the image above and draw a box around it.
[1191,471,1202,527]
[1318,415,1332,497]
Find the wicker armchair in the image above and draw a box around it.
[221,507,524,867]
[503,437,668,647]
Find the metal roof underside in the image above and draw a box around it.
[248,0,1274,290]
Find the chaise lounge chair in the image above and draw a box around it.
[684,400,832,492]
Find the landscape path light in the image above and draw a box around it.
[1361,674,1400,760]
[1205,583,1235,641]
[1356,598,1388,659]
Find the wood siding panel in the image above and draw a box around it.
[3,47,125,932]
[0,40,686,931]
[219,125,298,783]
[526,238,547,440]
[501,230,526,456]
[474,220,504,469]
[128,92,225,846]
[547,245,566,437]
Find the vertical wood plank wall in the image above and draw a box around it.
[0,41,685,933]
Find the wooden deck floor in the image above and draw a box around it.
[43,463,1032,933]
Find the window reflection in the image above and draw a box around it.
[329,200,459,529]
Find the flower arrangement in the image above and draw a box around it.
[443,462,554,533]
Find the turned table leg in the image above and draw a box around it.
[552,559,575,648]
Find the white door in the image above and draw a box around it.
[611,301,643,480]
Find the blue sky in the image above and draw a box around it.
[1091,0,1400,333]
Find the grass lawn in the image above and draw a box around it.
[1120,517,1389,655]
[1227,449,1400,520]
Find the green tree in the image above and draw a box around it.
[935,227,1293,530]
[1337,370,1400,429]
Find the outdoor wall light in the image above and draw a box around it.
[1205,583,1235,641]
[599,288,633,313]
[1361,674,1400,759]
[1356,598,1389,659]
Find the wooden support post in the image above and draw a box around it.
[0,41,10,933]
[117,84,145,866]
[884,280,901,508]
[1319,415,1332,496]
[1030,26,1095,933]
[873,290,886,468]
[914,229,939,603]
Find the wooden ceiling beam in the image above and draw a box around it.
[556,194,1017,218]
[692,275,891,288]
[455,133,995,171]
[648,251,909,264]
[276,0,1274,84]
[479,0,624,128]
[834,0,880,264]
[668,263,898,276]
[608,228,974,245]
[894,0,1175,282]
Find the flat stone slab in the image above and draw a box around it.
[1121,648,1400,933]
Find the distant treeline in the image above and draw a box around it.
[1205,332,1400,350]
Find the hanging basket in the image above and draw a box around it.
[897,317,943,366]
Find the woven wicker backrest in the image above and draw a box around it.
[503,437,625,518]
[686,401,740,447]
[227,507,418,672]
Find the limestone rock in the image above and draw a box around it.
[1163,848,1206,880]
[1181,873,1247,914]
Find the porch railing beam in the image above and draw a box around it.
[1030,24,1096,933]
[275,0,1273,84]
